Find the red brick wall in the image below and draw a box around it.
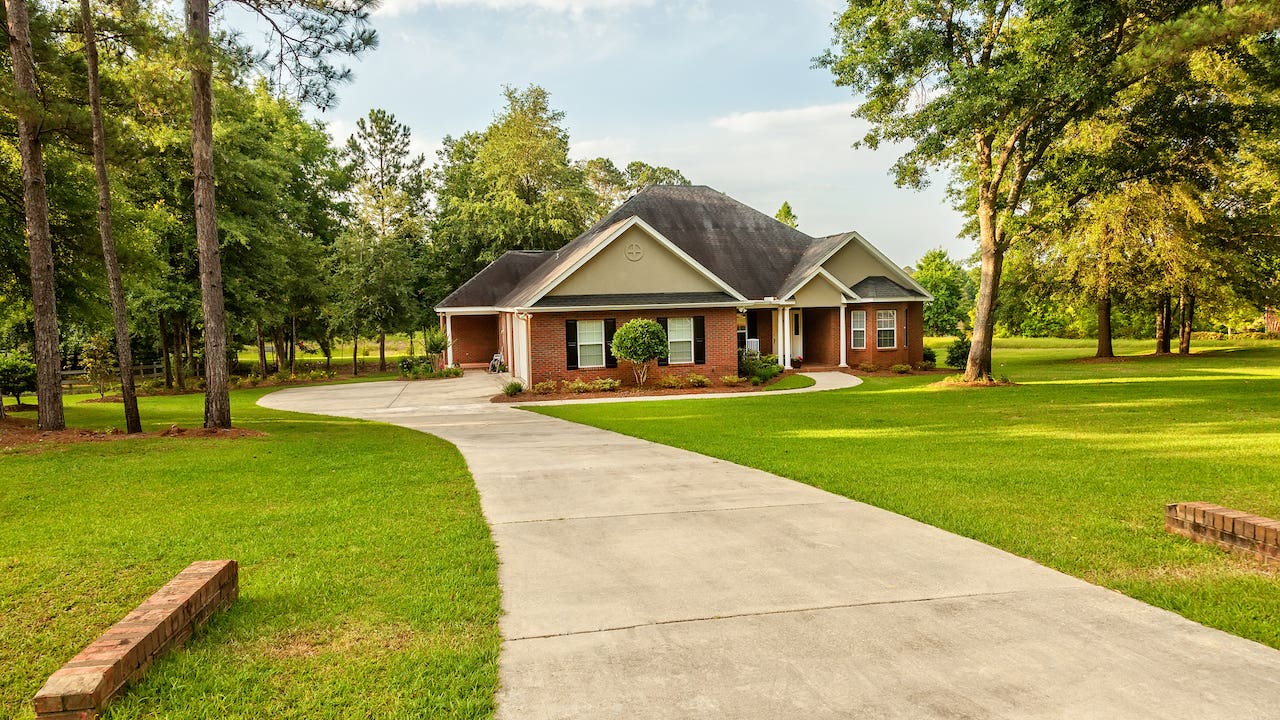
[844,301,926,368]
[1166,502,1280,565]
[799,308,840,366]
[529,308,739,385]
[450,314,499,365]
[749,309,774,355]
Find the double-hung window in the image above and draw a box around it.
[577,320,606,368]
[667,317,695,364]
[850,311,867,350]
[876,310,897,349]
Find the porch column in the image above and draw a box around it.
[445,314,455,367]
[782,307,793,369]
[839,304,848,367]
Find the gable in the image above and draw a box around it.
[790,273,850,308]
[547,225,724,297]
[822,240,886,290]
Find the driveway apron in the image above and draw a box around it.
[260,374,1280,718]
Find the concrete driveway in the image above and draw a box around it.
[260,373,1280,718]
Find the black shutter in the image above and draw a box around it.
[693,316,706,364]
[565,320,578,370]
[604,319,618,368]
[656,317,669,366]
[746,311,758,340]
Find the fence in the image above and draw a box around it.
[60,363,166,389]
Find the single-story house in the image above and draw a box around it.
[435,185,932,385]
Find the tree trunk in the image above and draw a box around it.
[81,0,141,433]
[6,0,65,431]
[352,333,359,376]
[409,330,415,358]
[290,314,297,375]
[379,331,386,372]
[1265,306,1279,334]
[1155,294,1172,354]
[1095,293,1114,359]
[160,315,173,389]
[187,0,230,428]
[1178,293,1195,355]
[965,196,1003,381]
[273,327,287,374]
[256,322,268,376]
[319,335,331,371]
[173,317,186,390]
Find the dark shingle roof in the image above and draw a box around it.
[437,251,550,308]
[532,292,737,308]
[851,275,927,299]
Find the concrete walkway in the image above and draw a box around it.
[260,374,1280,718]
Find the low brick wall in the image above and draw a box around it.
[1166,503,1280,565]
[33,560,238,719]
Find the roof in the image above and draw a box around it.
[435,185,926,310]
[531,292,738,309]
[851,275,928,299]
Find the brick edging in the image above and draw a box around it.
[33,560,238,719]
[1166,503,1280,565]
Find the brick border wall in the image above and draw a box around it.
[33,560,238,719]
[1166,503,1280,565]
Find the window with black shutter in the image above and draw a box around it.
[693,316,706,364]
[656,317,668,366]
[565,319,578,370]
[604,319,617,368]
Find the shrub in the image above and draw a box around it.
[564,378,593,394]
[611,319,668,387]
[502,380,525,397]
[919,360,937,370]
[891,364,912,374]
[139,378,166,393]
[531,380,559,395]
[922,346,937,364]
[945,336,972,369]
[591,378,622,392]
[720,375,744,386]
[656,374,686,389]
[755,364,781,383]
[858,362,878,373]
[685,373,710,388]
[81,333,118,398]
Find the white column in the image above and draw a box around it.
[839,304,848,367]
[782,307,793,369]
[445,314,455,367]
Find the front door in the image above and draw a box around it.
[792,309,804,360]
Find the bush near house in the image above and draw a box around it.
[502,381,525,396]
[946,336,972,369]
[610,319,668,387]
[685,373,710,388]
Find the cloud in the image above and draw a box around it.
[376,0,653,17]
[709,102,855,134]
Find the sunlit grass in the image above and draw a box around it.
[1,386,499,719]
[532,338,1280,649]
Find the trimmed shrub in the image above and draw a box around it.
[685,373,710,388]
[502,380,525,396]
[720,375,744,386]
[891,363,912,374]
[945,336,972,369]
[656,374,686,389]
[755,364,781,383]
[591,378,622,392]
[858,362,878,373]
[922,346,937,364]
[611,319,668,387]
[919,360,937,370]
[531,380,559,395]
[564,378,593,394]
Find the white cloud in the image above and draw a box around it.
[709,102,854,134]
[376,0,653,17]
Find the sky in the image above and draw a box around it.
[228,0,970,267]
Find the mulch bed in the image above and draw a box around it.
[0,416,263,451]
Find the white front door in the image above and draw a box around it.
[792,309,804,359]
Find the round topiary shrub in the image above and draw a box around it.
[610,319,668,387]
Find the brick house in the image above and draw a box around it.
[436,185,931,385]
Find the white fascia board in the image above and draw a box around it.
[845,296,928,304]
[523,216,748,307]
[781,267,859,303]
[434,306,503,315]
[524,301,745,313]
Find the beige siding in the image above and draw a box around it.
[823,240,886,289]
[547,226,722,297]
[790,275,846,308]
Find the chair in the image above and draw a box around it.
[488,353,504,373]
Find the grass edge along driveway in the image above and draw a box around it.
[531,338,1280,651]
[1,385,500,720]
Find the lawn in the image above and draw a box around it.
[1,387,499,719]
[532,337,1280,649]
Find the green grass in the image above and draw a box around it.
[764,374,817,391]
[532,337,1280,649]
[1,387,499,719]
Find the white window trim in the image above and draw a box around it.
[578,319,606,369]
[876,310,897,350]
[667,317,695,365]
[850,310,867,350]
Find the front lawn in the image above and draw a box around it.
[532,338,1280,649]
[1,388,499,719]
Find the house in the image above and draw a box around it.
[435,185,931,385]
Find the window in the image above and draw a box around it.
[876,310,897,349]
[850,311,866,349]
[668,317,694,364]
[737,313,748,349]
[578,320,606,368]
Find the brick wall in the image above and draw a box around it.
[449,315,499,365]
[33,561,238,719]
[845,301,925,368]
[529,307,739,385]
[799,308,840,366]
[1166,503,1280,565]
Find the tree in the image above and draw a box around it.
[581,158,690,215]
[610,319,668,387]
[819,0,1280,381]
[912,249,973,336]
[80,0,142,432]
[775,201,798,228]
[5,0,66,430]
[0,354,38,418]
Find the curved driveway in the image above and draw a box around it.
[261,373,1280,718]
